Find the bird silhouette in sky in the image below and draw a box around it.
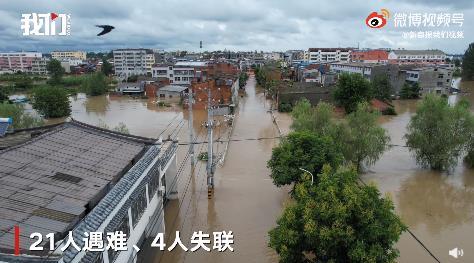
[96,25,115,36]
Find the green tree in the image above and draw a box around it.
[0,102,44,129]
[267,131,342,187]
[101,58,113,76]
[239,72,249,88]
[344,102,391,171]
[32,86,71,118]
[405,94,473,170]
[334,73,373,113]
[291,100,389,171]
[126,75,138,82]
[269,165,406,263]
[454,58,461,67]
[372,75,392,101]
[399,83,420,99]
[291,99,334,135]
[81,72,109,96]
[462,42,474,81]
[0,89,9,102]
[13,75,33,90]
[47,59,65,85]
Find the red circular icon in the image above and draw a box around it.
[366,12,387,29]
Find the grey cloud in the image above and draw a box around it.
[0,0,472,53]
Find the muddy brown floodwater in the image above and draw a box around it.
[366,80,474,263]
[15,78,474,262]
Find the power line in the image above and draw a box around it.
[158,131,208,263]
[157,113,182,138]
[357,177,441,263]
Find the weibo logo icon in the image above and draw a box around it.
[366,9,390,29]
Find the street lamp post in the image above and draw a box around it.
[299,168,314,185]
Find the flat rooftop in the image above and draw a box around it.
[0,120,155,255]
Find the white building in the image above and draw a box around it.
[330,62,373,79]
[306,48,352,63]
[113,49,155,80]
[152,61,209,85]
[0,52,42,73]
[31,57,50,75]
[388,50,446,65]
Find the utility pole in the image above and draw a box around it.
[206,86,214,198]
[188,90,194,167]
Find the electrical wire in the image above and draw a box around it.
[357,177,441,263]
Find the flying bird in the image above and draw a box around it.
[96,25,115,36]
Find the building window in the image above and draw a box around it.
[148,173,160,200]
[131,189,147,227]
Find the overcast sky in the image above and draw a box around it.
[0,0,472,53]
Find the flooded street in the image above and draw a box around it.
[366,80,474,263]
[12,78,474,262]
[149,75,288,263]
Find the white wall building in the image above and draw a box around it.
[152,61,209,85]
[306,48,352,63]
[113,49,155,80]
[388,50,446,65]
[0,52,42,73]
[31,57,50,75]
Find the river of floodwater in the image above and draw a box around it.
[12,77,474,262]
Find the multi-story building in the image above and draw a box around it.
[330,62,453,95]
[388,50,446,65]
[191,75,239,110]
[284,50,305,64]
[330,62,381,79]
[31,57,50,75]
[0,52,42,73]
[403,66,453,94]
[113,49,155,80]
[152,61,209,85]
[351,50,389,63]
[306,48,352,63]
[51,51,87,61]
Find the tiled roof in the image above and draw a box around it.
[0,120,154,257]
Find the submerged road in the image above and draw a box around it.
[145,74,288,263]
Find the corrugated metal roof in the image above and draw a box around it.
[159,85,188,93]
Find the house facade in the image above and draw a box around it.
[388,50,446,65]
[0,52,42,73]
[113,49,155,80]
[306,48,352,63]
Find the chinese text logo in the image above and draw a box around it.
[21,13,71,36]
[366,9,390,29]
